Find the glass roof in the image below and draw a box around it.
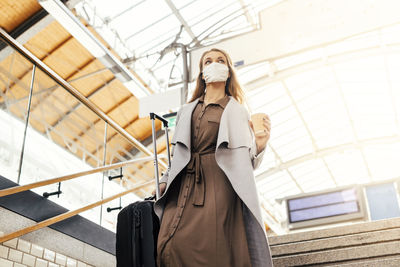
[74,0,283,89]
[245,24,400,230]
[72,1,400,232]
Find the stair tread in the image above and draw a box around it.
[271,227,400,256]
[329,255,400,267]
[272,239,400,267]
[269,217,400,245]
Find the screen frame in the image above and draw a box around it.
[285,186,367,230]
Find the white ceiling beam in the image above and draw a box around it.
[281,80,318,152]
[238,0,255,27]
[322,157,338,186]
[0,0,85,61]
[269,144,304,193]
[39,0,152,98]
[380,30,400,134]
[164,0,198,43]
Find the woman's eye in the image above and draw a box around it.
[205,60,210,65]
[218,59,225,63]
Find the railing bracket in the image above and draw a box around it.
[107,196,122,212]
[43,182,62,198]
[108,167,123,181]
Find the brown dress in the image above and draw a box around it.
[156,94,252,267]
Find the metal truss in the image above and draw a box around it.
[164,0,198,44]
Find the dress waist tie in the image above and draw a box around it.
[186,147,216,206]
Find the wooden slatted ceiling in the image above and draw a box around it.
[24,21,71,59]
[44,39,94,79]
[0,0,168,191]
[0,56,33,119]
[0,52,33,102]
[0,0,41,32]
[90,79,132,112]
[28,62,115,127]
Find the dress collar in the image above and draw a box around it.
[198,93,230,109]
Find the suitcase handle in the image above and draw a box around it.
[150,113,168,126]
[150,112,172,200]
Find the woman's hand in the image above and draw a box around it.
[249,115,271,154]
[152,182,167,196]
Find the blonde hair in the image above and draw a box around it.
[188,48,246,105]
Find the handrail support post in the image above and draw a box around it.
[17,64,36,184]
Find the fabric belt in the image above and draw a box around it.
[186,147,215,206]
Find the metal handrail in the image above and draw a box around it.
[0,154,166,198]
[0,179,154,243]
[0,27,167,170]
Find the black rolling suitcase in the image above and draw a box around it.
[116,113,172,267]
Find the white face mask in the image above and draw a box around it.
[202,62,229,83]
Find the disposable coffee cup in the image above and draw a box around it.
[251,113,268,136]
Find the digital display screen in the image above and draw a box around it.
[287,188,360,223]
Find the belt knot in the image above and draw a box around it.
[186,148,215,206]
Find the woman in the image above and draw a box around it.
[153,48,273,267]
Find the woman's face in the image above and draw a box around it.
[202,51,229,70]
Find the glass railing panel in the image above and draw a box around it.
[0,38,34,182]
[100,126,145,231]
[98,117,169,231]
[18,65,108,226]
[0,32,169,232]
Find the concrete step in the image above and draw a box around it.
[272,240,400,267]
[328,255,400,267]
[271,227,400,256]
[269,217,400,246]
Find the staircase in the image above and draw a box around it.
[269,218,400,266]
